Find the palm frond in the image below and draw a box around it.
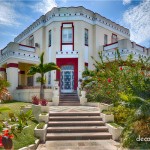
[43,63,60,73]
[27,65,41,75]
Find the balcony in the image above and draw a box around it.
[0,42,39,64]
[56,50,79,58]
[102,39,149,61]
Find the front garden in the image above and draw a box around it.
[0,101,38,149]
[82,50,150,149]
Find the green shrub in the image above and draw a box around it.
[37,122,45,129]
[112,105,134,126]
[101,110,112,115]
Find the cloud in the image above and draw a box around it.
[123,0,132,5]
[0,1,20,26]
[33,0,57,14]
[122,0,150,47]
[1,31,17,37]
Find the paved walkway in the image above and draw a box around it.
[37,140,122,150]
[37,106,124,150]
[49,106,100,113]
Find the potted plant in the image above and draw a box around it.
[39,112,49,123]
[0,129,14,150]
[101,110,114,123]
[34,122,47,142]
[40,99,49,113]
[32,95,41,121]
[106,122,123,141]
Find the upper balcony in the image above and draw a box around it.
[102,39,150,61]
[0,42,39,64]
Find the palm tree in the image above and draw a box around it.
[28,52,60,99]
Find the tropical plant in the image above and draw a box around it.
[82,50,150,105]
[0,74,11,103]
[119,93,150,148]
[28,52,60,99]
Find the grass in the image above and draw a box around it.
[0,100,38,150]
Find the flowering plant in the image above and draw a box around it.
[0,129,14,148]
[32,95,40,105]
[40,99,48,106]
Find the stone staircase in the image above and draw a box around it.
[46,111,112,141]
[59,92,80,106]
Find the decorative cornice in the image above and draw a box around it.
[14,6,130,43]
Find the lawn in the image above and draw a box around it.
[0,101,38,150]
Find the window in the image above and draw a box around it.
[104,34,108,45]
[28,35,34,47]
[48,72,51,85]
[49,30,51,47]
[85,29,88,46]
[112,34,117,43]
[62,28,72,43]
[27,76,33,86]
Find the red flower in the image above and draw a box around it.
[120,67,123,71]
[0,135,3,147]
[9,134,14,139]
[107,78,111,83]
[2,129,14,139]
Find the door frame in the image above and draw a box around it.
[60,65,74,93]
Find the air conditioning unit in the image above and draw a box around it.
[35,43,39,47]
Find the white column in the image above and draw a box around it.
[6,63,19,93]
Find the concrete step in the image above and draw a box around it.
[46,132,112,140]
[59,103,80,106]
[49,116,102,121]
[49,112,100,116]
[48,121,105,126]
[59,100,80,102]
[47,126,108,133]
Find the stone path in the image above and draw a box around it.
[37,106,124,150]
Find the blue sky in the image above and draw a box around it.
[0,0,150,49]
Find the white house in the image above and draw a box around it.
[0,6,149,102]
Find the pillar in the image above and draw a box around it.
[6,63,19,93]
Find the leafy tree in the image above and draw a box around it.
[28,52,60,99]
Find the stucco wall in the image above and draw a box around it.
[13,89,53,102]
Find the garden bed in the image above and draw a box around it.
[0,101,38,149]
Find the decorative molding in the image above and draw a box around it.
[14,7,130,43]
[0,68,6,71]
[7,63,18,68]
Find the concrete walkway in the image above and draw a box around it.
[37,140,122,150]
[37,106,124,150]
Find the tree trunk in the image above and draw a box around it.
[40,73,44,99]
